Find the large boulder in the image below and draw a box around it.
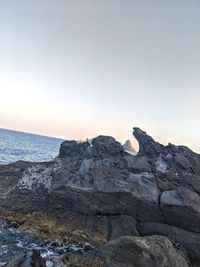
[139,222,200,261]
[59,140,84,158]
[92,135,125,158]
[94,235,189,267]
[59,135,124,159]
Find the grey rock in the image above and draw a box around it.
[59,135,124,159]
[127,172,159,203]
[3,250,46,267]
[160,187,200,232]
[124,155,152,173]
[2,127,200,265]
[139,222,200,261]
[91,135,125,159]
[109,215,139,240]
[94,235,189,267]
[133,127,164,157]
[59,140,82,158]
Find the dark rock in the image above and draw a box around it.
[59,135,124,159]
[160,187,200,232]
[3,250,46,267]
[93,235,189,267]
[124,155,152,173]
[133,127,164,157]
[164,143,200,175]
[139,222,200,261]
[2,127,200,265]
[59,140,84,158]
[32,251,46,267]
[92,135,124,158]
[108,215,139,240]
[8,221,19,229]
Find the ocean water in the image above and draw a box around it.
[0,128,64,165]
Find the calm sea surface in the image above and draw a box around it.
[0,128,64,165]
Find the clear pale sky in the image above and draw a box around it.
[0,0,200,151]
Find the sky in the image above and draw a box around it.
[0,0,200,151]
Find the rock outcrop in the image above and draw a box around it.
[93,235,189,267]
[1,127,200,266]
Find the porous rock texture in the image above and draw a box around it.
[1,127,200,266]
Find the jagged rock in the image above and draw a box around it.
[91,135,125,158]
[133,127,200,175]
[93,235,189,267]
[0,161,34,196]
[1,127,200,265]
[164,143,200,175]
[138,222,200,261]
[59,135,124,159]
[59,140,85,158]
[133,127,165,157]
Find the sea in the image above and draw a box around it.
[0,128,64,165]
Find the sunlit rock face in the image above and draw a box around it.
[123,139,137,156]
[1,127,200,265]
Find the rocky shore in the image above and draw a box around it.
[1,127,200,266]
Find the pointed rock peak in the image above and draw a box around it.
[133,127,164,157]
[123,140,136,152]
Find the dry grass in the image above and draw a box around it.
[0,211,106,245]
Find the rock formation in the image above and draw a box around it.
[123,139,136,151]
[93,235,189,267]
[1,127,200,266]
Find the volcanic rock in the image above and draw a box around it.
[93,235,189,267]
[139,222,200,261]
[1,127,200,265]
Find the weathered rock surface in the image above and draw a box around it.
[160,187,200,232]
[59,135,124,159]
[133,128,165,157]
[138,222,200,261]
[93,235,189,267]
[1,128,200,265]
